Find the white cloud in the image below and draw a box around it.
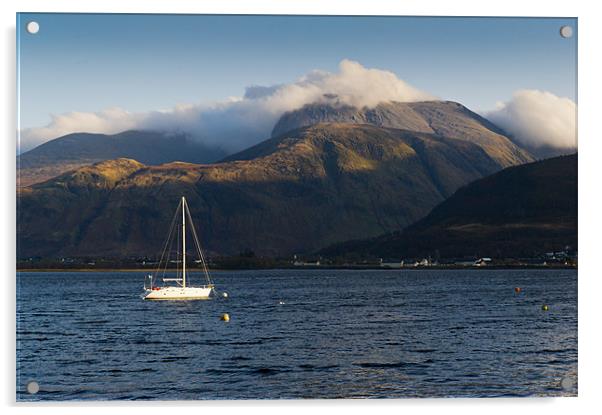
[486,90,577,150]
[19,59,435,153]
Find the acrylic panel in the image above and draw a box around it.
[16,13,577,400]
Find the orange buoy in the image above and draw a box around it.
[514,287,521,294]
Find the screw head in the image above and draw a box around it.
[26,21,40,34]
[560,25,573,38]
[26,381,39,394]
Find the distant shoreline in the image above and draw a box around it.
[16,265,577,273]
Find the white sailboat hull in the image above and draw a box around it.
[143,286,213,300]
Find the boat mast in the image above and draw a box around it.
[182,196,186,288]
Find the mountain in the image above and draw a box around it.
[18,130,227,186]
[272,101,530,168]
[17,104,533,259]
[320,154,577,259]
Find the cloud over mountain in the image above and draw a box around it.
[19,60,435,153]
[486,90,577,150]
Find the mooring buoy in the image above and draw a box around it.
[220,313,230,322]
[542,304,549,311]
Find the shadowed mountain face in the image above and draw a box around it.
[18,130,227,186]
[18,113,533,258]
[320,154,577,259]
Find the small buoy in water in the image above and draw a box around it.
[514,287,521,294]
[221,292,229,298]
[220,313,230,322]
[278,300,285,305]
[542,304,549,311]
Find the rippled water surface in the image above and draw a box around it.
[17,269,577,400]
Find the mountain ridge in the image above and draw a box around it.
[19,100,534,188]
[18,130,227,186]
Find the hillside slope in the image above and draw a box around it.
[320,154,577,259]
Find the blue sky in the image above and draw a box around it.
[18,14,576,129]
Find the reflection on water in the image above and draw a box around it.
[17,269,577,400]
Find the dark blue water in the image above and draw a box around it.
[17,269,577,400]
